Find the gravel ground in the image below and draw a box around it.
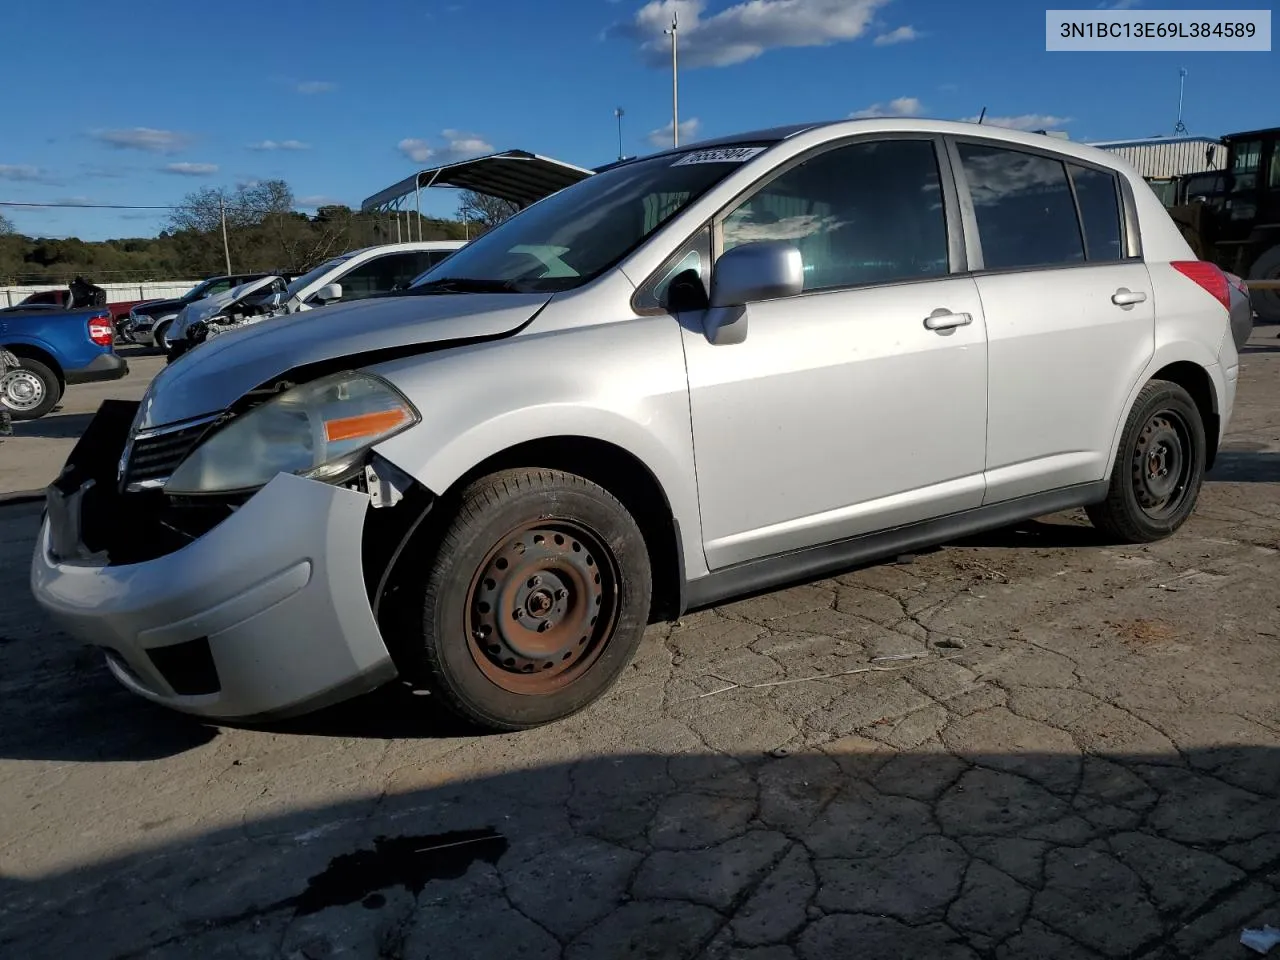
[0,327,1278,959]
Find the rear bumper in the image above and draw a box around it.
[64,352,128,385]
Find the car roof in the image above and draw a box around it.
[614,118,1132,175]
[340,241,468,258]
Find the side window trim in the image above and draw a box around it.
[1063,163,1091,261]
[634,132,971,314]
[944,133,1144,276]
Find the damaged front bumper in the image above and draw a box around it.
[29,401,398,721]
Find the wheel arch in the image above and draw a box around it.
[3,341,65,387]
[1105,348,1223,476]
[441,436,686,623]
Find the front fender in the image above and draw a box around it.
[367,317,710,579]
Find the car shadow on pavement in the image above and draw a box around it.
[11,412,94,440]
[1208,450,1280,484]
[1,745,1278,959]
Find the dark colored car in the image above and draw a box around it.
[121,274,278,349]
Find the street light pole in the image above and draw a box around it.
[615,107,625,160]
[665,11,679,147]
[219,193,232,274]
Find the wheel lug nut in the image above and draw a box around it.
[528,575,541,588]
[556,589,567,600]
[513,608,524,619]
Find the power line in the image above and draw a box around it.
[0,200,177,210]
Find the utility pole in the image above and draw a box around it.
[615,107,625,160]
[219,193,232,274]
[665,11,679,146]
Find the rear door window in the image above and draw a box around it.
[956,143,1084,270]
[1067,164,1123,262]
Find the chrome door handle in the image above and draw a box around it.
[924,309,973,331]
[1112,288,1148,306]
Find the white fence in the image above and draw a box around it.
[0,280,199,308]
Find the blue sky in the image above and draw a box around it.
[1,0,1274,240]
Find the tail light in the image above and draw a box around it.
[87,312,114,347]
[1170,260,1231,311]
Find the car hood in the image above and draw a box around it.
[177,276,283,327]
[134,297,184,317]
[135,291,552,429]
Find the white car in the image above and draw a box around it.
[34,118,1241,731]
[166,241,465,357]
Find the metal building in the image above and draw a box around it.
[1085,136,1223,178]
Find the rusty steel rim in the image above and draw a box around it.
[465,520,621,695]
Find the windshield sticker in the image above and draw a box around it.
[671,146,766,166]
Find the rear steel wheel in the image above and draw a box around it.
[1087,379,1205,543]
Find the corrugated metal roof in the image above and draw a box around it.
[361,150,594,213]
[1087,137,1224,178]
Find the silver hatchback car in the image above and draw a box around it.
[32,119,1244,730]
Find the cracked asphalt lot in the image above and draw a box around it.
[2,328,1279,959]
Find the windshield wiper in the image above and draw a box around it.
[409,277,525,295]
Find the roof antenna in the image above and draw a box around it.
[1173,68,1189,135]
[977,107,986,125]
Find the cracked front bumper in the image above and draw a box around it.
[30,465,398,722]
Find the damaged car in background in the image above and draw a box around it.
[164,241,467,363]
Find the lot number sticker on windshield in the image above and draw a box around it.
[671,146,766,166]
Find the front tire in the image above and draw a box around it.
[1,357,61,421]
[153,320,174,353]
[1086,379,1206,543]
[417,468,652,731]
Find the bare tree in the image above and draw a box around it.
[0,212,14,236]
[457,191,519,231]
[167,179,295,234]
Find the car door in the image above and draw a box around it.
[680,136,990,570]
[948,139,1156,503]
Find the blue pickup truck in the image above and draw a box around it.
[0,303,129,420]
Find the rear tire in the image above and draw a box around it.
[1,357,61,421]
[416,468,652,731]
[1086,379,1206,543]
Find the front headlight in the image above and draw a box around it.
[164,371,419,495]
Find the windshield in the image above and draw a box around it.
[409,145,770,293]
[286,255,353,297]
[182,279,215,301]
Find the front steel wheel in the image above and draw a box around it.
[416,468,652,730]
[1087,379,1206,543]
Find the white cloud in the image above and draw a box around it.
[91,127,193,153]
[398,138,434,163]
[162,162,219,176]
[295,80,337,94]
[612,0,889,68]
[873,25,917,46]
[0,164,50,182]
[850,96,924,119]
[297,194,344,208]
[398,131,496,165]
[962,113,1073,131]
[248,139,310,151]
[647,117,702,147]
